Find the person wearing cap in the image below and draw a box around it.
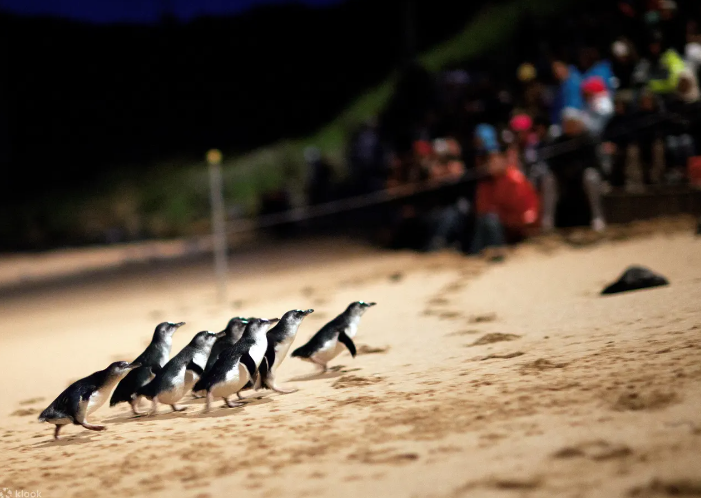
[580,46,616,94]
[509,114,557,232]
[581,76,614,137]
[546,108,606,232]
[611,38,640,105]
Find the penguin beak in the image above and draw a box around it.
[364,302,376,307]
[128,362,142,369]
[216,331,226,339]
[174,322,186,328]
[303,309,314,315]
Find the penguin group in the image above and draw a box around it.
[38,301,376,440]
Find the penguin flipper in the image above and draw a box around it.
[337,331,357,358]
[256,357,270,390]
[257,343,275,387]
[240,352,258,382]
[186,361,204,377]
[110,367,153,406]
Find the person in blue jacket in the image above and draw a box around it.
[551,60,584,125]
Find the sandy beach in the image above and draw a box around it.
[1,220,700,498]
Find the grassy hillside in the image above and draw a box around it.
[212,0,571,208]
[8,0,576,248]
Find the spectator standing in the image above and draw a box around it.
[550,60,585,126]
[644,31,687,99]
[546,109,606,232]
[603,98,634,188]
[582,76,615,137]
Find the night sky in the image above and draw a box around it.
[0,0,346,23]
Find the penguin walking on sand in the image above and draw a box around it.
[110,321,185,414]
[39,361,140,440]
[205,317,249,374]
[134,331,218,415]
[190,317,248,399]
[255,309,314,394]
[291,301,376,373]
[193,317,278,412]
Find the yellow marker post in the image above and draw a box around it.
[207,149,227,304]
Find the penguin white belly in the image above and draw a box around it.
[182,351,208,393]
[156,339,172,366]
[157,366,187,404]
[158,384,186,404]
[312,338,342,363]
[346,319,360,339]
[271,338,294,374]
[86,386,112,415]
[248,339,268,367]
[211,363,247,398]
[183,370,200,392]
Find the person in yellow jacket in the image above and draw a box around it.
[646,31,686,95]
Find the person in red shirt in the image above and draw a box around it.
[470,146,540,258]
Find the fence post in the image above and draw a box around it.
[207,149,228,304]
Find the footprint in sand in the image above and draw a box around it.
[11,408,39,417]
[18,397,45,406]
[487,477,542,490]
[469,312,498,324]
[446,329,481,337]
[552,440,632,461]
[612,390,679,411]
[334,396,384,407]
[468,333,520,347]
[520,358,569,373]
[357,344,390,355]
[428,297,450,306]
[628,478,701,497]
[332,375,384,389]
[480,352,525,361]
[347,448,419,465]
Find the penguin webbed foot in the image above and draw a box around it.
[171,404,187,412]
[224,397,245,408]
[272,384,298,394]
[53,425,63,440]
[80,422,106,432]
[130,398,146,416]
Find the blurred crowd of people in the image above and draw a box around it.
[301,0,701,259]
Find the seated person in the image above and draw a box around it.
[418,137,468,251]
[470,140,540,259]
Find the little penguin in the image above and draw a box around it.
[291,301,376,373]
[190,317,248,399]
[39,361,140,440]
[205,317,249,373]
[134,330,218,415]
[255,309,314,394]
[110,321,185,414]
[193,317,278,412]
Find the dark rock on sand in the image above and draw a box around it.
[601,266,669,295]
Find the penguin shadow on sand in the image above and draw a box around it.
[30,431,102,448]
[102,407,195,425]
[190,396,275,419]
[288,365,360,382]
